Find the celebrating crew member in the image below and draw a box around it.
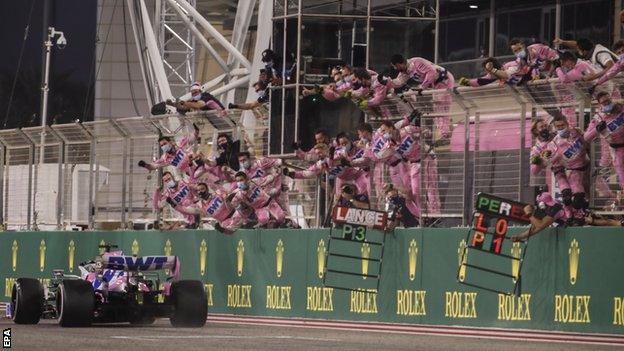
[171,82,225,114]
[138,124,199,177]
[511,190,571,242]
[544,116,591,210]
[153,172,199,229]
[168,182,239,234]
[384,54,455,138]
[230,172,286,228]
[228,80,269,111]
[585,92,624,192]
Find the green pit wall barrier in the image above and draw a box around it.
[1,227,623,335]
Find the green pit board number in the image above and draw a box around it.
[342,224,367,241]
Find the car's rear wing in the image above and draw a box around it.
[102,255,179,273]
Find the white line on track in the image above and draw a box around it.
[111,335,339,342]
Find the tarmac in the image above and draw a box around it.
[1,317,622,351]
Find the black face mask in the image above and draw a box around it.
[352,81,362,90]
[538,129,551,141]
[218,142,229,150]
[198,191,209,200]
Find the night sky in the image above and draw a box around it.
[0,0,96,129]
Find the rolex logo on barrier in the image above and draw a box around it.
[200,239,207,276]
[457,240,467,282]
[569,239,580,285]
[361,243,370,280]
[39,240,47,272]
[237,240,245,277]
[68,240,76,272]
[317,239,326,279]
[511,242,521,283]
[11,240,18,272]
[164,239,173,256]
[132,239,140,256]
[276,239,284,278]
[99,239,106,255]
[408,239,418,281]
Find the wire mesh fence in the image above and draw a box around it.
[1,76,623,230]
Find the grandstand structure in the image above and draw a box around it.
[0,0,622,230]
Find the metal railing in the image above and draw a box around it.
[364,75,624,224]
[1,75,623,230]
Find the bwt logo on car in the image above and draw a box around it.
[171,149,185,167]
[206,197,223,215]
[106,256,169,270]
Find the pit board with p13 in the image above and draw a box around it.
[457,193,531,295]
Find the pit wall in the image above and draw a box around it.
[1,228,623,335]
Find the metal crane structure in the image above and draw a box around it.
[124,0,271,129]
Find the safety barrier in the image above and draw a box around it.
[1,228,623,335]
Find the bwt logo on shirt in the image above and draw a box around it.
[563,139,583,159]
[206,197,223,215]
[354,149,365,159]
[251,169,264,179]
[397,136,415,156]
[372,138,384,153]
[173,186,190,204]
[249,187,262,202]
[607,114,624,132]
[171,149,185,167]
[328,165,345,177]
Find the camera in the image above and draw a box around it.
[341,185,354,195]
[56,33,67,49]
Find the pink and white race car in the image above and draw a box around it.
[9,244,207,327]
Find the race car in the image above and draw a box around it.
[9,244,207,327]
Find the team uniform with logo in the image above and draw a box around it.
[152,131,198,178]
[174,191,239,231]
[230,178,286,227]
[585,110,624,191]
[385,57,455,137]
[153,180,199,227]
[547,128,590,198]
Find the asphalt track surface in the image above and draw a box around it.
[1,318,621,351]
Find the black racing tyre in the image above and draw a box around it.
[170,280,207,327]
[11,278,43,324]
[56,279,94,327]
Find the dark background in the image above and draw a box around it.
[0,0,96,130]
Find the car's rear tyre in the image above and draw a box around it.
[170,280,207,327]
[11,278,43,324]
[57,279,94,327]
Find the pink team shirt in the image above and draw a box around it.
[548,128,590,170]
[585,111,624,145]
